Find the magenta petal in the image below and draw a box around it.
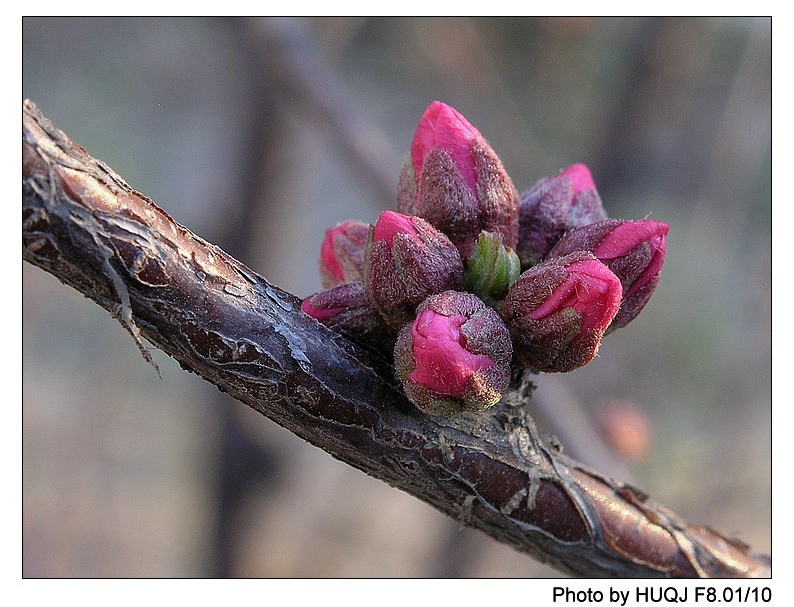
[527,258,622,333]
[408,310,493,397]
[625,233,667,297]
[567,260,623,331]
[320,233,344,283]
[373,210,418,246]
[594,220,669,259]
[410,101,481,193]
[528,278,578,321]
[559,163,596,197]
[301,298,348,322]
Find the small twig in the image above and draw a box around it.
[22,99,770,578]
[246,17,399,207]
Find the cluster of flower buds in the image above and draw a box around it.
[302,101,669,415]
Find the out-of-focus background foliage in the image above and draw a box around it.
[22,17,771,578]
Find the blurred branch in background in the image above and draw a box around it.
[22,17,770,578]
[244,18,400,207]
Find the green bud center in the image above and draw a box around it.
[464,231,521,303]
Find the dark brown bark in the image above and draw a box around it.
[22,99,770,578]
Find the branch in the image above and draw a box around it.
[22,99,770,578]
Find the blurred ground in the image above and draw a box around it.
[22,17,771,578]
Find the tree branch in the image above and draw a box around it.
[22,99,770,578]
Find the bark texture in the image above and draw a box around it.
[22,99,771,578]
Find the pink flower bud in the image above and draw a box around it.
[364,211,464,329]
[500,252,622,372]
[394,291,512,415]
[301,282,395,352]
[546,219,668,331]
[397,101,519,259]
[516,163,607,269]
[319,220,369,289]
[411,101,481,194]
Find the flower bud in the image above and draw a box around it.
[464,231,521,302]
[397,101,519,259]
[394,291,512,416]
[516,163,607,269]
[546,219,668,330]
[364,210,464,328]
[301,282,395,351]
[319,220,370,289]
[500,252,622,373]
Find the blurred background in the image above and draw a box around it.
[22,17,771,578]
